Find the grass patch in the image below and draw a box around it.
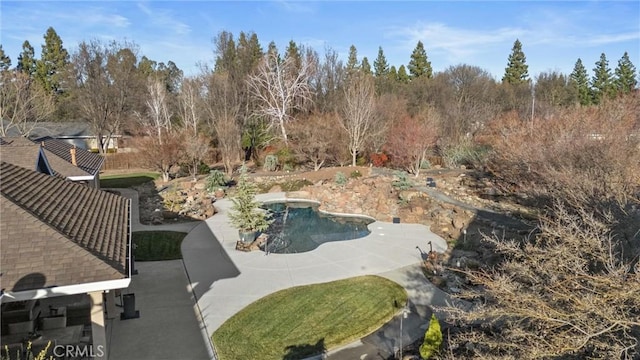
[100,172,160,188]
[212,275,407,360]
[133,231,186,261]
[257,179,314,193]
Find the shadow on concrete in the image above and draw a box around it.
[181,222,241,301]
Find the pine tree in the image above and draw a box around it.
[266,41,280,65]
[374,46,389,77]
[35,27,70,95]
[17,40,37,77]
[408,41,432,79]
[389,65,397,80]
[285,40,302,75]
[591,53,615,103]
[361,56,371,75]
[346,44,359,76]
[614,51,638,95]
[419,314,443,359]
[570,58,591,106]
[397,65,410,83]
[214,31,237,73]
[228,164,273,235]
[0,45,11,72]
[502,39,529,84]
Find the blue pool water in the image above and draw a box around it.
[260,202,374,254]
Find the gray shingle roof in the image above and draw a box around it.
[38,137,104,176]
[0,137,92,178]
[0,162,130,292]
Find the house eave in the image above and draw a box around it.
[0,278,131,303]
[67,175,96,181]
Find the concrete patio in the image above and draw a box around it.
[109,190,451,360]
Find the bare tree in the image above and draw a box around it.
[134,129,184,182]
[289,112,342,171]
[246,51,314,144]
[385,108,439,176]
[71,40,143,154]
[178,76,202,137]
[184,133,210,181]
[0,71,54,136]
[340,73,377,166]
[203,72,242,176]
[137,77,172,143]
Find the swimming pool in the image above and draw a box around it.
[260,201,374,254]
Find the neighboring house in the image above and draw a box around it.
[0,136,104,188]
[38,136,105,188]
[0,161,132,359]
[1,121,125,153]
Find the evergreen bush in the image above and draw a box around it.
[419,314,443,359]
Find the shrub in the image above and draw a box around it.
[420,159,431,169]
[276,147,296,169]
[334,172,348,186]
[441,141,490,168]
[263,154,278,172]
[370,152,389,167]
[419,314,443,359]
[356,155,367,166]
[350,170,362,179]
[198,162,211,175]
[206,170,228,193]
[392,171,413,190]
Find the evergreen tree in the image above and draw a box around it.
[285,40,302,75]
[214,31,237,73]
[502,39,529,84]
[408,41,432,79]
[591,53,615,103]
[614,51,637,95]
[266,41,280,66]
[570,58,591,106]
[397,65,410,83]
[138,56,157,77]
[35,27,70,94]
[0,45,11,72]
[419,314,443,359]
[346,44,359,76]
[374,46,389,77]
[228,164,273,234]
[16,40,37,77]
[236,31,263,78]
[389,65,397,79]
[361,56,371,75]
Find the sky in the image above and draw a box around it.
[1,1,638,80]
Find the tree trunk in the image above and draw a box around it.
[351,149,357,167]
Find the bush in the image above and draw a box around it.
[206,170,228,192]
[276,147,296,170]
[334,172,348,186]
[198,162,211,175]
[392,171,413,190]
[356,155,367,166]
[419,314,443,359]
[441,141,490,168]
[420,159,431,169]
[370,153,389,167]
[350,170,362,178]
[263,155,278,172]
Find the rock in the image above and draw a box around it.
[194,183,206,190]
[286,190,311,199]
[268,185,283,193]
[452,215,467,229]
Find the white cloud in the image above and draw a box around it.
[390,22,526,62]
[136,2,191,36]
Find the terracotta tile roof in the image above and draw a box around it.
[37,137,104,176]
[0,137,91,178]
[0,162,130,292]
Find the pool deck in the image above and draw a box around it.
[182,192,449,351]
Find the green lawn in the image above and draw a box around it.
[100,172,159,188]
[212,276,407,360]
[133,231,186,261]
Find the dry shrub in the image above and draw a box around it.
[443,94,640,359]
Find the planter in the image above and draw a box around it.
[239,230,258,243]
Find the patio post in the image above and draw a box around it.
[89,291,108,359]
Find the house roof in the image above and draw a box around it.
[0,136,93,178]
[37,137,105,176]
[1,121,93,139]
[0,162,130,292]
